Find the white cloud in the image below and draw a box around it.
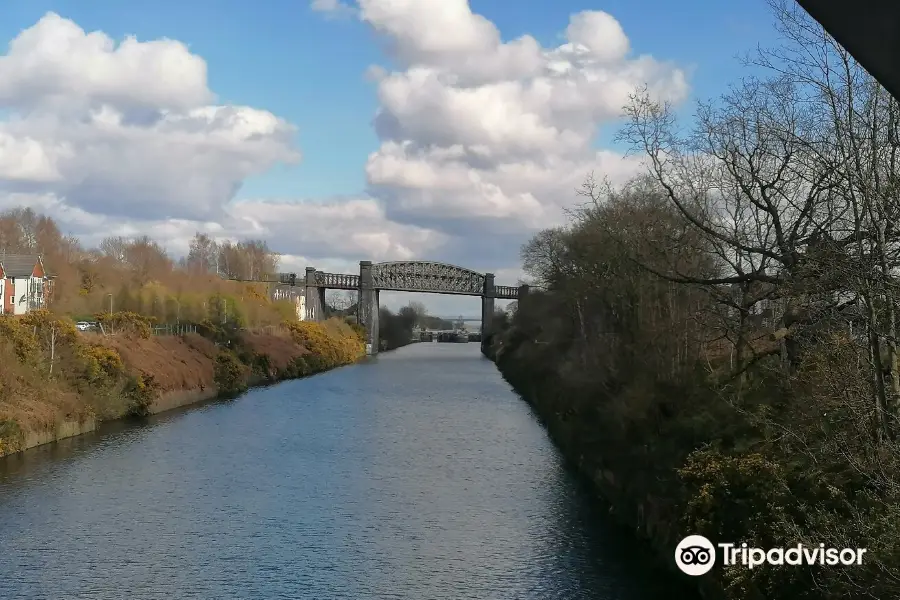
[226,197,447,261]
[0,5,690,313]
[0,190,443,266]
[564,11,630,63]
[355,0,689,265]
[0,13,212,113]
[0,13,299,223]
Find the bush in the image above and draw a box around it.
[284,319,364,372]
[214,350,250,397]
[345,319,366,339]
[248,351,272,381]
[78,344,125,386]
[95,311,153,338]
[0,315,41,363]
[122,373,159,418]
[0,419,24,456]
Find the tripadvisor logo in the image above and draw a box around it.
[675,535,868,576]
[676,535,716,575]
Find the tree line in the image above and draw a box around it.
[494,1,900,598]
[0,208,294,326]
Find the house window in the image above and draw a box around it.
[29,278,44,309]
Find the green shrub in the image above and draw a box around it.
[214,350,250,397]
[249,352,272,381]
[123,373,159,418]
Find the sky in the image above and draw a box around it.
[0,0,781,316]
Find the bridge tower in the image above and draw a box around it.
[480,273,495,355]
[359,260,380,355]
[304,267,325,321]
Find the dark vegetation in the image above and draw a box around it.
[324,291,457,352]
[490,3,900,598]
[379,305,418,351]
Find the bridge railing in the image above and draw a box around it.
[316,271,360,290]
[217,272,300,285]
[494,285,519,299]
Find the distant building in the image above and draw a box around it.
[0,254,54,315]
[272,284,306,321]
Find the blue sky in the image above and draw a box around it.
[0,0,789,314]
[0,0,781,201]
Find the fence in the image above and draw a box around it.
[91,322,287,337]
[151,323,198,336]
[90,323,289,337]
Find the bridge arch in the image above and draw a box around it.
[301,259,525,356]
[371,261,486,296]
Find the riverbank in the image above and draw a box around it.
[485,297,899,600]
[0,311,365,458]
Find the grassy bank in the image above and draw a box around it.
[0,310,365,457]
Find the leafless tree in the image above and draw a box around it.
[326,290,355,313]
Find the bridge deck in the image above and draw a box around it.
[226,263,521,299]
[315,271,518,298]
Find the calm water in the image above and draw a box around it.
[0,343,697,600]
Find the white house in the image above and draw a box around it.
[0,254,53,315]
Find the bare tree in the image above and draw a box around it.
[216,239,279,281]
[521,227,570,288]
[405,301,427,326]
[619,58,864,389]
[99,236,131,264]
[748,0,900,437]
[326,290,355,314]
[186,233,220,274]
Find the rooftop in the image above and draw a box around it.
[0,254,43,278]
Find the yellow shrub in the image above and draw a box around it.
[0,315,39,363]
[21,309,78,342]
[95,311,153,338]
[245,284,269,303]
[284,319,364,371]
[78,344,125,384]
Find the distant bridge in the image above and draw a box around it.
[227,260,529,356]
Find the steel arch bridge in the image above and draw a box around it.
[294,260,525,355]
[310,261,520,299]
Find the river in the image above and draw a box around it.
[0,343,698,599]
